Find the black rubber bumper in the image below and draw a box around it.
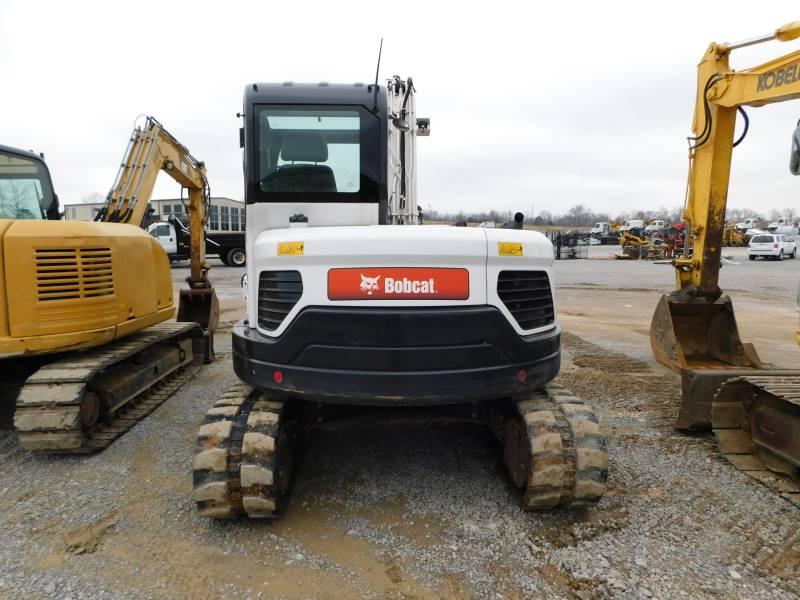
[232,306,560,406]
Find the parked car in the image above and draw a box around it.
[748,233,797,260]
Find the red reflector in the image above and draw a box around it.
[774,243,779,248]
[517,370,527,383]
[273,370,283,384]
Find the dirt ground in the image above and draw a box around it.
[0,249,799,599]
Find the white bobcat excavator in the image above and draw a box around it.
[193,76,608,518]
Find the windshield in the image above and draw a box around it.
[251,104,381,204]
[752,235,774,243]
[0,150,55,220]
[259,108,359,193]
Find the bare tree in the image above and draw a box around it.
[0,180,38,218]
[81,192,105,204]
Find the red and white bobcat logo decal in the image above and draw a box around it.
[329,268,469,301]
[360,274,381,295]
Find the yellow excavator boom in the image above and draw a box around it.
[101,116,212,290]
[652,23,800,373]
[650,22,800,490]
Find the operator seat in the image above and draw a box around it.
[260,132,337,192]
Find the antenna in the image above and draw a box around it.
[372,38,383,112]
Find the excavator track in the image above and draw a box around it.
[14,322,201,453]
[503,383,608,509]
[712,376,800,507]
[194,382,607,519]
[193,385,296,519]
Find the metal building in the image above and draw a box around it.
[62,197,245,232]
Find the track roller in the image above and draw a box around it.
[193,385,297,519]
[712,376,800,504]
[14,323,200,453]
[503,383,608,509]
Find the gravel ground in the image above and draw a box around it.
[0,258,798,599]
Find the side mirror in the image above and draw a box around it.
[791,121,800,175]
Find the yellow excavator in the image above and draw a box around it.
[617,230,664,260]
[650,22,800,498]
[0,116,217,452]
[722,222,748,247]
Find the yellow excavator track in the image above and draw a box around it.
[712,376,800,507]
[14,322,202,453]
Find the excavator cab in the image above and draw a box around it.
[0,146,60,221]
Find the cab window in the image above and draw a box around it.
[0,150,56,220]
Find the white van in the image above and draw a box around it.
[748,233,797,260]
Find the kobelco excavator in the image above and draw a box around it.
[650,22,800,501]
[193,77,608,519]
[1,117,217,452]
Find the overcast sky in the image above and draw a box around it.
[2,0,800,218]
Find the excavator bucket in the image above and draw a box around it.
[650,293,764,429]
[650,293,762,372]
[178,286,219,364]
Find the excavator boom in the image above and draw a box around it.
[650,22,800,494]
[101,116,218,338]
[651,23,800,371]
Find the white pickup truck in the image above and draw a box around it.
[590,222,611,236]
[644,219,665,233]
[147,218,247,266]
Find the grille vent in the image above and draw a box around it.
[35,248,114,302]
[258,271,302,331]
[497,270,555,330]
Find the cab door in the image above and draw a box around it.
[148,223,177,255]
